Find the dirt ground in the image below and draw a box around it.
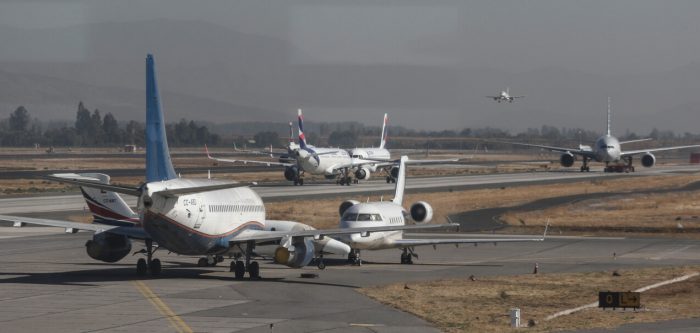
[360,266,700,333]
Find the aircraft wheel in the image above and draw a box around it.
[150,259,162,277]
[386,177,391,183]
[234,261,245,279]
[293,179,298,186]
[137,258,148,276]
[339,178,346,185]
[248,261,260,279]
[229,261,236,272]
[317,260,326,270]
[298,178,304,186]
[197,257,208,267]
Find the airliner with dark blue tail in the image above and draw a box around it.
[0,54,453,278]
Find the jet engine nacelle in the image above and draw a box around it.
[339,200,360,217]
[409,201,434,224]
[641,153,656,168]
[85,232,132,263]
[390,166,400,179]
[560,153,575,167]
[355,167,371,180]
[274,238,315,268]
[284,166,298,181]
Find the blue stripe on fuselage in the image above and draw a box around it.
[142,212,264,255]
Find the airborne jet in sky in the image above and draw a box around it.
[498,99,700,172]
[487,87,524,103]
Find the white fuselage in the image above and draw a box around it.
[337,202,407,250]
[350,148,391,172]
[592,135,622,163]
[297,146,352,176]
[138,178,266,255]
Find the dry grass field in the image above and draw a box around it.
[361,266,700,333]
[265,173,700,231]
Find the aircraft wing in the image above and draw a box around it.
[206,146,295,167]
[495,141,597,158]
[390,225,548,247]
[619,138,652,145]
[621,144,700,157]
[511,96,525,99]
[0,214,149,239]
[229,223,458,244]
[391,235,544,247]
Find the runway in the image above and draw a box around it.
[1,165,699,332]
[0,227,698,332]
[0,165,696,215]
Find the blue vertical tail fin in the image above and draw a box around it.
[145,54,177,183]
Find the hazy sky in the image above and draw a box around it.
[2,0,699,74]
[1,1,700,132]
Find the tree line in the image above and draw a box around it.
[0,103,220,147]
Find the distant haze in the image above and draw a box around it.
[0,1,699,134]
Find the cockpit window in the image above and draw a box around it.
[342,213,359,221]
[357,214,383,221]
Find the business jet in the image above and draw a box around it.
[0,54,455,279]
[335,156,547,265]
[487,87,524,103]
[207,109,406,186]
[498,99,700,172]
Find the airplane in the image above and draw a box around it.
[348,113,396,183]
[497,99,700,172]
[0,54,457,279]
[487,87,524,103]
[207,109,412,186]
[335,155,548,266]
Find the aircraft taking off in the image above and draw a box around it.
[487,87,524,103]
[0,54,455,279]
[499,99,700,172]
[336,156,547,265]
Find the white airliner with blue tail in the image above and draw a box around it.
[0,54,454,278]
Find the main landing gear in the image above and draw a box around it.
[604,157,635,173]
[348,249,362,266]
[136,239,161,277]
[336,167,353,186]
[400,248,416,264]
[293,170,305,186]
[386,176,396,183]
[197,255,223,267]
[580,158,590,172]
[229,241,260,279]
[316,254,326,270]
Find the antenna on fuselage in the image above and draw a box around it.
[607,97,612,136]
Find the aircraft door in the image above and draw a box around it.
[194,203,207,229]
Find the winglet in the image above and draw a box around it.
[392,156,408,205]
[145,54,177,183]
[297,109,308,149]
[379,113,388,149]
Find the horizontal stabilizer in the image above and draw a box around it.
[46,174,142,197]
[154,182,254,197]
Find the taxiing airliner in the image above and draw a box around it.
[498,99,700,172]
